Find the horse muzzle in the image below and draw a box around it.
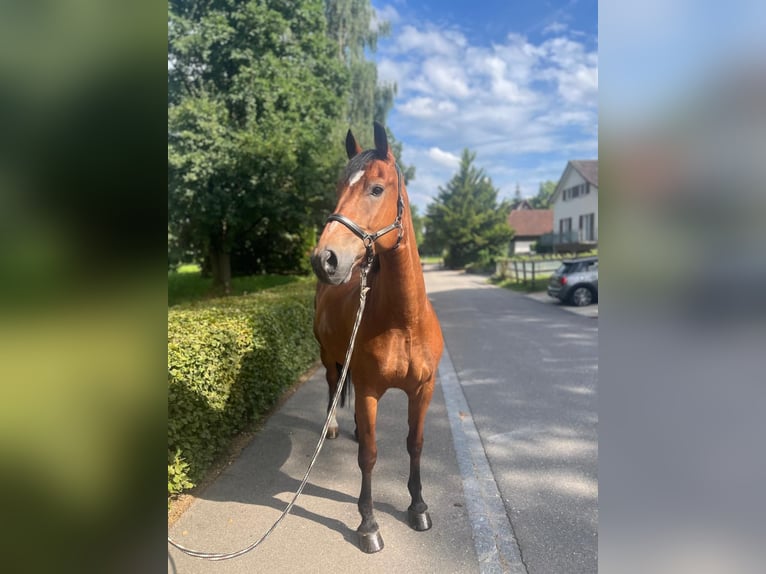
[311,247,357,285]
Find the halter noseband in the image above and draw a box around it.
[325,163,405,265]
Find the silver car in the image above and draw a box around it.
[547,257,598,306]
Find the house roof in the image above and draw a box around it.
[507,209,553,237]
[551,159,598,204]
[570,160,598,187]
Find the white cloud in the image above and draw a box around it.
[376,57,408,86]
[543,21,569,35]
[427,147,461,168]
[374,8,598,209]
[422,58,471,98]
[371,5,400,32]
[395,25,467,57]
[398,97,458,118]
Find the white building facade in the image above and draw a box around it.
[550,160,598,245]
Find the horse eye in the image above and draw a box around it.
[371,185,384,197]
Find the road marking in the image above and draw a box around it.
[438,346,527,574]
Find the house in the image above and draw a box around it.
[507,201,553,254]
[545,160,598,252]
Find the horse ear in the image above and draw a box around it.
[345,129,362,159]
[373,121,390,159]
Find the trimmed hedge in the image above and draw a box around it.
[168,280,318,496]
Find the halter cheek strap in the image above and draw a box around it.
[326,163,405,265]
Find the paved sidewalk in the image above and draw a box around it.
[168,365,479,574]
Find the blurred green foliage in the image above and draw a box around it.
[0,1,165,571]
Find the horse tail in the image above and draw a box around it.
[335,362,353,408]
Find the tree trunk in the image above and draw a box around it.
[210,248,232,295]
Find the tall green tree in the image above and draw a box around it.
[410,204,424,249]
[168,0,347,289]
[324,0,415,182]
[324,0,382,133]
[530,180,557,209]
[424,150,514,269]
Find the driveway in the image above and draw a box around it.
[525,291,598,319]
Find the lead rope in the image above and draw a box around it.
[168,263,372,561]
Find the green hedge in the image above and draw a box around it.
[168,280,318,496]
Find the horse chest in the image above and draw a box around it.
[364,331,409,377]
[356,327,436,387]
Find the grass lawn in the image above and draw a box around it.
[168,264,310,306]
[419,255,443,265]
[491,274,553,293]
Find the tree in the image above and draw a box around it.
[511,182,523,209]
[168,0,347,290]
[325,0,383,134]
[530,180,557,209]
[424,150,514,269]
[409,204,424,250]
[325,0,415,182]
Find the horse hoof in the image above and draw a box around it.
[357,530,384,553]
[326,427,339,439]
[408,509,432,531]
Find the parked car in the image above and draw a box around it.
[547,256,598,306]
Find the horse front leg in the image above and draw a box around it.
[355,393,383,553]
[322,355,341,439]
[406,380,435,531]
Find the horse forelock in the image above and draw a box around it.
[341,149,388,185]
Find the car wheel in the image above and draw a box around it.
[571,286,593,306]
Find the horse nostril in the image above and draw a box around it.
[322,250,338,274]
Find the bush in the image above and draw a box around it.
[464,248,496,274]
[167,280,319,496]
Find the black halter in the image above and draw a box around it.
[326,163,405,265]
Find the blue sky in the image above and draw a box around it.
[368,0,598,211]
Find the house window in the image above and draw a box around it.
[559,217,572,236]
[580,213,595,241]
[564,183,589,201]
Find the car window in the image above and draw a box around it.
[582,260,598,271]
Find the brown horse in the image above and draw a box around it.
[310,122,444,553]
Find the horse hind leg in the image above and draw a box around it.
[406,381,435,531]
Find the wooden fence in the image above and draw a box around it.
[495,257,566,286]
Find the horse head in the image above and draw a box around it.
[311,122,404,285]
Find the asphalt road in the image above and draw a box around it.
[168,268,597,573]
[425,269,598,574]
